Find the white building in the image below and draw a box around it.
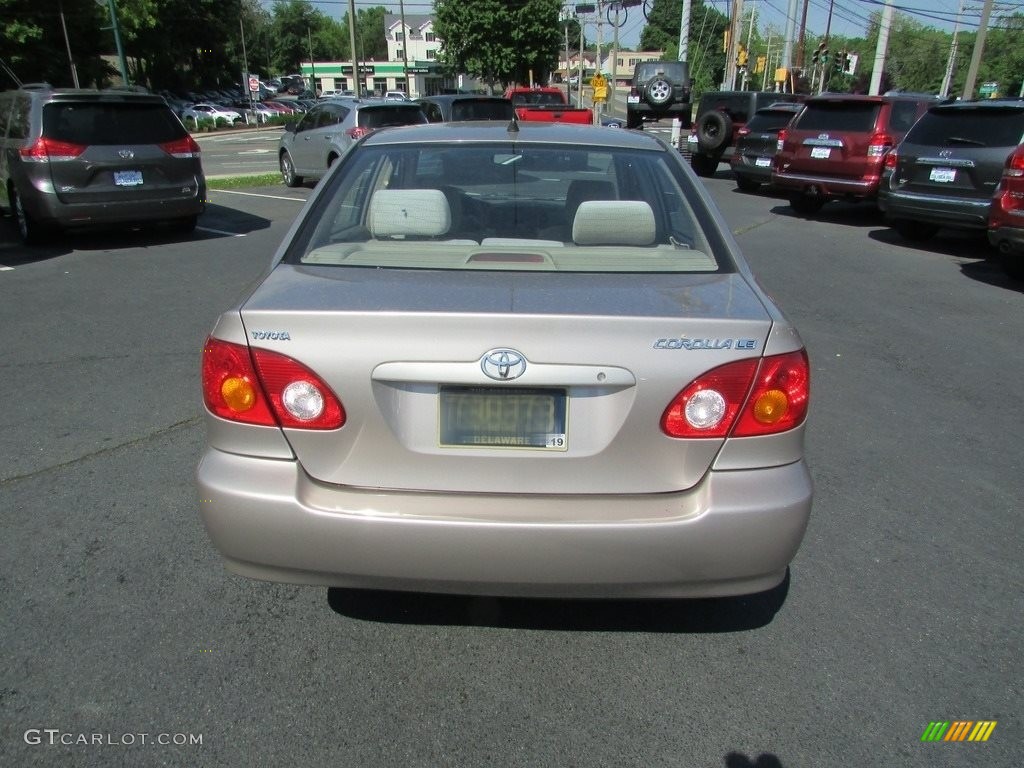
[384,14,443,66]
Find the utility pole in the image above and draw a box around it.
[762,33,773,91]
[564,14,572,103]
[399,0,410,95]
[611,3,620,115]
[795,0,809,71]
[741,3,756,90]
[962,0,995,99]
[347,0,359,95]
[59,0,80,87]
[940,0,962,98]
[307,27,317,93]
[578,21,585,108]
[868,0,893,95]
[722,0,743,90]
[99,0,129,85]
[781,0,799,73]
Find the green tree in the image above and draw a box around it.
[434,0,563,88]
[1,0,111,87]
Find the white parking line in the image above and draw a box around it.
[210,189,307,202]
[196,226,247,237]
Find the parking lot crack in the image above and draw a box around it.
[0,417,200,486]
[733,215,779,237]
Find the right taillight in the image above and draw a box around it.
[661,350,809,439]
[201,337,345,430]
[1002,146,1024,178]
[160,135,201,159]
[867,131,894,158]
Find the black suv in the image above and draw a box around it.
[684,91,805,177]
[0,84,206,244]
[625,61,691,130]
[878,99,1024,242]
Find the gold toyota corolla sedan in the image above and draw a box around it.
[197,121,812,598]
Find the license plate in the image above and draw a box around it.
[626,95,639,104]
[687,134,698,144]
[114,170,143,186]
[929,167,956,183]
[810,147,831,159]
[439,386,567,450]
[755,157,772,167]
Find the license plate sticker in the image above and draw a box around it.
[114,170,143,186]
[929,167,956,183]
[810,147,831,159]
[439,386,567,450]
[755,156,772,167]
[626,95,639,104]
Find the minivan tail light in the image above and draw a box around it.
[19,137,87,162]
[160,135,201,159]
[201,337,345,430]
[661,350,809,439]
[867,132,893,158]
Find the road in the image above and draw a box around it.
[0,170,1020,767]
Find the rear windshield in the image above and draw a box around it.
[285,142,728,274]
[905,108,1024,147]
[357,105,426,129]
[451,100,515,121]
[745,110,798,132]
[510,92,564,106]
[795,101,881,133]
[635,63,686,80]
[42,101,186,144]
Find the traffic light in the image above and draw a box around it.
[811,41,826,65]
[737,46,748,68]
[834,51,848,73]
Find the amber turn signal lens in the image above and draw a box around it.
[753,389,788,424]
[221,377,256,412]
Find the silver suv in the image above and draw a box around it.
[0,85,205,244]
[277,98,427,187]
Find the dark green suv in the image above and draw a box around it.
[625,61,691,130]
[684,90,805,177]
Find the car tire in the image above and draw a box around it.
[697,111,733,153]
[892,219,938,242]
[626,112,642,130]
[789,193,826,215]
[735,175,760,193]
[645,78,673,106]
[691,154,719,178]
[1000,253,1024,281]
[280,151,302,187]
[11,188,47,245]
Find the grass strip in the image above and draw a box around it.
[207,173,282,190]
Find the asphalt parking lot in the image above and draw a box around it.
[0,172,1019,767]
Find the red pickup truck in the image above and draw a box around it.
[504,86,593,124]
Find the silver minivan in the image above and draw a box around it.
[0,85,206,244]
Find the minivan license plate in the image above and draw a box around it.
[114,170,143,186]
[439,386,567,450]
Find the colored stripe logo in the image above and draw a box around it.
[921,721,997,742]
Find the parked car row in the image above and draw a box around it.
[693,91,1024,282]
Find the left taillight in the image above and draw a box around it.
[160,135,201,159]
[346,126,370,140]
[661,350,809,439]
[201,337,345,430]
[19,136,87,162]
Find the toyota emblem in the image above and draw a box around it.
[481,349,527,381]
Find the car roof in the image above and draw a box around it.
[362,120,668,150]
[929,99,1024,112]
[808,93,938,104]
[756,102,804,113]
[419,94,510,104]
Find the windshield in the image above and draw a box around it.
[451,100,515,121]
[795,102,880,133]
[511,92,565,106]
[357,105,426,129]
[745,110,798,132]
[43,102,186,144]
[906,108,1024,147]
[285,142,725,274]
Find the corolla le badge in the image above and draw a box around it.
[481,349,527,381]
[118,149,135,160]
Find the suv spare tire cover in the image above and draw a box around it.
[697,110,733,152]
[645,77,673,106]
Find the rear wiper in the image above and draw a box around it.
[946,136,986,147]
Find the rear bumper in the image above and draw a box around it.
[730,155,774,183]
[878,189,991,230]
[197,449,813,598]
[771,171,878,200]
[989,222,1024,251]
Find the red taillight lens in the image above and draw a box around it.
[733,350,810,436]
[1003,147,1024,178]
[19,137,87,162]
[737,126,750,136]
[160,135,201,159]
[867,132,893,158]
[201,337,345,430]
[776,128,787,153]
[346,126,370,140]
[884,150,898,170]
[661,350,809,439]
